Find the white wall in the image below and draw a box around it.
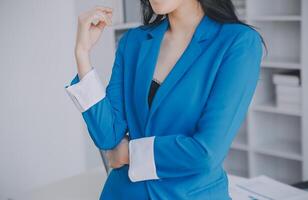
[0,0,115,197]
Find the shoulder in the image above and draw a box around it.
[119,21,161,42]
[115,23,161,56]
[217,23,264,73]
[114,23,157,60]
[211,22,264,63]
[130,23,154,34]
[219,22,263,49]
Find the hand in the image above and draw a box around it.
[106,135,130,169]
[75,5,113,54]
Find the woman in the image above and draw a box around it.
[65,0,266,199]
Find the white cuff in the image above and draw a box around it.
[65,68,106,112]
[128,136,159,182]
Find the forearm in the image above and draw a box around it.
[74,48,92,80]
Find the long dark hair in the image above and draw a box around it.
[140,0,268,55]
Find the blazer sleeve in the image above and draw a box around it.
[64,29,131,150]
[128,29,263,182]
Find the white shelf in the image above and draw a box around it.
[247,15,302,21]
[252,100,302,116]
[261,60,301,70]
[251,21,301,66]
[252,152,303,184]
[231,142,249,151]
[234,120,248,144]
[252,140,302,161]
[224,149,249,178]
[247,0,301,17]
[226,0,308,185]
[251,112,301,155]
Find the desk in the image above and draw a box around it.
[9,168,248,200]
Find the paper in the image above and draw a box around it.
[229,175,308,200]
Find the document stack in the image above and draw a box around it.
[273,70,301,112]
[229,175,308,200]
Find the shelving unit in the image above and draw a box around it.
[106,0,308,185]
[224,0,308,185]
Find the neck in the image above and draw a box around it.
[167,1,205,38]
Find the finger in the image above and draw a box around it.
[86,13,102,26]
[105,12,112,20]
[97,10,112,25]
[93,11,112,26]
[106,151,111,159]
[111,163,122,169]
[89,9,111,21]
[109,161,120,169]
[94,5,113,13]
[91,17,100,26]
[108,159,114,168]
[108,162,113,168]
[89,13,111,26]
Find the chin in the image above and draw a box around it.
[149,0,182,15]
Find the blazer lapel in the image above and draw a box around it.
[133,14,221,135]
[147,36,202,124]
[133,17,169,132]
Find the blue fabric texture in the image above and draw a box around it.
[65,14,263,200]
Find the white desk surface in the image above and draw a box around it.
[11,167,247,200]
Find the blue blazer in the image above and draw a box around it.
[65,14,263,200]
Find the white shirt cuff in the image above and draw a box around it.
[65,68,106,112]
[128,136,159,182]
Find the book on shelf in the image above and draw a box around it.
[273,70,301,86]
[276,85,302,97]
[274,83,302,112]
[276,94,301,104]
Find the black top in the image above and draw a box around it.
[148,79,161,108]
